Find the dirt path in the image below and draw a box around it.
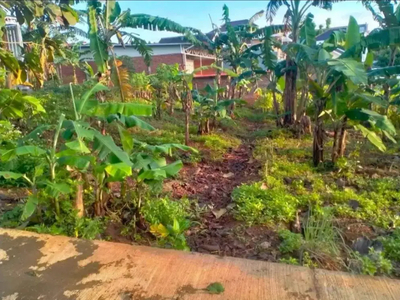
[167,141,280,259]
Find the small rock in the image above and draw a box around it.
[348,199,361,211]
[226,203,236,211]
[212,208,227,219]
[259,241,271,250]
[200,244,220,252]
[303,179,312,189]
[352,237,383,255]
[353,237,372,255]
[233,241,246,249]
[222,172,234,178]
[283,177,293,185]
[336,178,346,189]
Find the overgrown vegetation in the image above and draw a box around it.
[1,0,400,279]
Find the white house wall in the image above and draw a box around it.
[80,44,182,61]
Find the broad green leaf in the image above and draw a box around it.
[94,103,153,117]
[364,52,374,68]
[0,9,5,38]
[346,108,396,135]
[22,125,52,141]
[206,282,225,294]
[57,155,94,170]
[107,114,155,130]
[0,171,24,180]
[368,65,400,78]
[77,83,109,114]
[318,49,331,62]
[93,131,132,166]
[45,181,72,197]
[21,195,39,221]
[138,169,167,181]
[353,93,389,108]
[300,13,316,47]
[327,59,367,85]
[150,223,169,238]
[105,162,132,180]
[383,130,397,144]
[355,124,386,152]
[118,125,134,153]
[89,6,108,73]
[65,139,91,154]
[345,16,360,51]
[171,218,180,234]
[1,146,46,162]
[161,160,183,177]
[62,120,94,141]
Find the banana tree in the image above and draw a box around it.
[0,1,79,84]
[266,0,343,126]
[84,0,199,87]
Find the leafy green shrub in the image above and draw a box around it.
[279,257,299,265]
[0,206,23,228]
[192,133,241,161]
[279,230,303,254]
[331,189,400,228]
[381,229,400,263]
[142,197,191,250]
[353,249,393,276]
[142,197,190,226]
[232,182,298,224]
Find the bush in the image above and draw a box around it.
[352,249,393,276]
[232,182,298,225]
[279,230,303,254]
[381,229,400,263]
[192,133,241,161]
[141,197,191,251]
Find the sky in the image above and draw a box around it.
[74,1,381,43]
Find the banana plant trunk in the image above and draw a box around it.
[331,117,347,163]
[272,90,283,127]
[313,98,326,166]
[283,58,297,126]
[75,173,84,218]
[338,117,348,157]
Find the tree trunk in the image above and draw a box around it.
[272,90,283,127]
[75,173,84,218]
[313,98,325,167]
[205,118,210,133]
[331,117,348,163]
[283,58,297,126]
[331,125,339,163]
[185,108,190,145]
[338,117,348,157]
[73,65,78,85]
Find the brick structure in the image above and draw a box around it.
[132,53,184,73]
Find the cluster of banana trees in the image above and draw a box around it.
[237,0,400,167]
[0,82,195,221]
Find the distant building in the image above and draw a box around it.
[67,19,256,89]
[4,16,23,59]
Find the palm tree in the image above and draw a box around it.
[265,0,342,126]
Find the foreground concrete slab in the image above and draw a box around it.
[0,228,399,300]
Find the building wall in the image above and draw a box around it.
[132,53,184,73]
[114,44,182,57]
[193,58,216,76]
[79,44,183,61]
[60,61,97,84]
